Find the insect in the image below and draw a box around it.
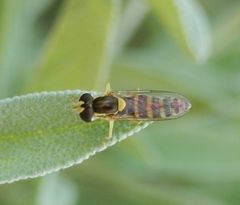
[73,83,191,139]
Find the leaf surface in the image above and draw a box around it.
[0,91,149,184]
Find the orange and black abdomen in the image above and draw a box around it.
[117,94,186,120]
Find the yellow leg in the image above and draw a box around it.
[106,120,114,139]
[104,82,112,96]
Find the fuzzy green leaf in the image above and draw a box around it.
[0,91,149,184]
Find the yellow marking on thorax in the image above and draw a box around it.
[117,97,126,112]
[146,96,153,118]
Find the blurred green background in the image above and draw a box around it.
[1,0,240,204]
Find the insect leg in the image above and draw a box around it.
[104,82,112,96]
[106,119,114,139]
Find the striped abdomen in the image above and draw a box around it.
[117,94,189,120]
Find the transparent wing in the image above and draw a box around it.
[115,89,185,96]
[111,90,191,121]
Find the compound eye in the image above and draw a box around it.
[79,93,93,105]
[80,107,94,122]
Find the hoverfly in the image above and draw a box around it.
[73,83,191,139]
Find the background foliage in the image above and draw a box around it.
[0,0,240,204]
